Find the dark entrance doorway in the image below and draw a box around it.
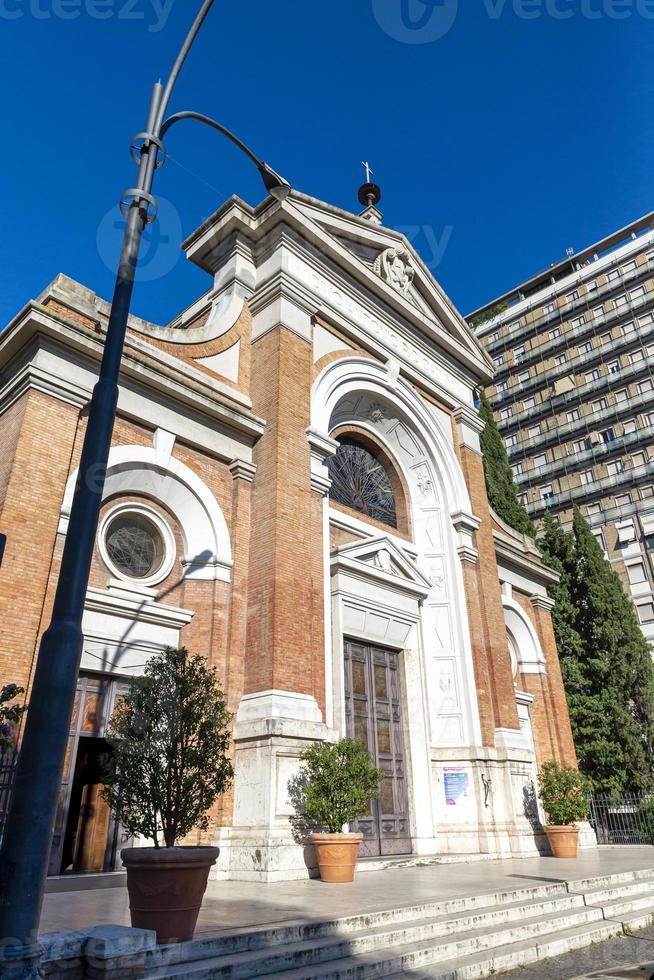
[343,640,411,857]
[49,674,132,875]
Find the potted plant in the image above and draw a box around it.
[101,647,233,944]
[296,737,383,882]
[538,760,590,858]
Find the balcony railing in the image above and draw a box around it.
[491,316,654,408]
[515,428,654,486]
[492,287,654,388]
[483,253,654,355]
[527,459,654,518]
[507,390,654,458]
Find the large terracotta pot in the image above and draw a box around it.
[121,846,219,944]
[311,832,363,883]
[545,825,579,859]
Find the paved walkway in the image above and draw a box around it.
[40,846,654,940]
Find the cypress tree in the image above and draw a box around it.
[539,508,654,796]
[478,391,536,539]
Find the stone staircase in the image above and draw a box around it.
[142,867,654,980]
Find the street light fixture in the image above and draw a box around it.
[0,3,289,976]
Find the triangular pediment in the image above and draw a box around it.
[289,193,492,374]
[330,534,431,597]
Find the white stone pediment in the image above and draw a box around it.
[289,194,488,371]
[330,535,431,598]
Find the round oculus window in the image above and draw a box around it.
[104,511,167,580]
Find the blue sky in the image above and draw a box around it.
[0,0,650,327]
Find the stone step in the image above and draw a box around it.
[144,902,606,979]
[234,915,623,980]
[385,917,625,980]
[581,877,654,905]
[144,881,575,971]
[355,852,498,873]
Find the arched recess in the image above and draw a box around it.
[312,356,482,750]
[502,597,547,675]
[59,446,233,581]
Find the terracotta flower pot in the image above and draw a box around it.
[121,846,219,944]
[310,832,363,882]
[545,825,579,859]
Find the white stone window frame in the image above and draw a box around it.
[98,502,177,588]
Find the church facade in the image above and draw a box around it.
[0,190,584,881]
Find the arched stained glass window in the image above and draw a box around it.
[328,437,397,529]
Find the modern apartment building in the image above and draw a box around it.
[470,213,654,650]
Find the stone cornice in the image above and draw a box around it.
[229,459,257,483]
[530,594,556,611]
[493,531,561,588]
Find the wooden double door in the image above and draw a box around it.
[49,674,132,876]
[344,641,411,857]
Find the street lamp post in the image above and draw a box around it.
[0,3,289,975]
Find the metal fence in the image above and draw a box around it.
[589,794,654,845]
[0,747,18,842]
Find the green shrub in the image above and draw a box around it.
[1,683,26,751]
[296,738,383,835]
[538,760,590,826]
[101,647,233,848]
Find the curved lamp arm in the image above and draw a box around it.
[161,110,291,199]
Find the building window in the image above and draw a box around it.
[580,469,595,486]
[593,306,605,320]
[489,331,500,343]
[496,381,508,394]
[640,485,654,500]
[592,528,607,553]
[513,462,524,477]
[586,279,598,293]
[540,484,554,501]
[607,360,620,374]
[328,437,398,528]
[638,313,654,327]
[622,260,638,274]
[617,520,637,545]
[566,290,580,303]
[523,397,536,410]
[554,354,567,367]
[567,409,581,423]
[505,434,518,448]
[606,459,625,476]
[573,438,588,453]
[614,389,628,404]
[606,269,621,283]
[599,332,612,345]
[630,285,647,300]
[534,453,548,468]
[627,561,648,586]
[549,327,561,340]
[99,505,175,586]
[587,503,602,516]
[601,427,616,444]
[586,369,601,384]
[629,349,645,364]
[528,425,541,438]
[518,370,530,384]
[494,355,504,368]
[637,602,654,625]
[514,345,526,361]
[543,302,556,315]
[614,294,628,309]
[623,418,637,434]
[578,341,593,355]
[638,380,654,395]
[592,397,608,412]
[572,314,586,328]
[631,451,647,468]
[500,407,513,421]
[615,494,632,509]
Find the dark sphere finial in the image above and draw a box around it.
[358,182,382,209]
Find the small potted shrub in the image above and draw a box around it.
[101,647,233,944]
[296,737,383,882]
[538,760,590,858]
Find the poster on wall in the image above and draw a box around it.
[444,767,470,806]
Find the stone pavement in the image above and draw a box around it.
[40,848,654,939]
